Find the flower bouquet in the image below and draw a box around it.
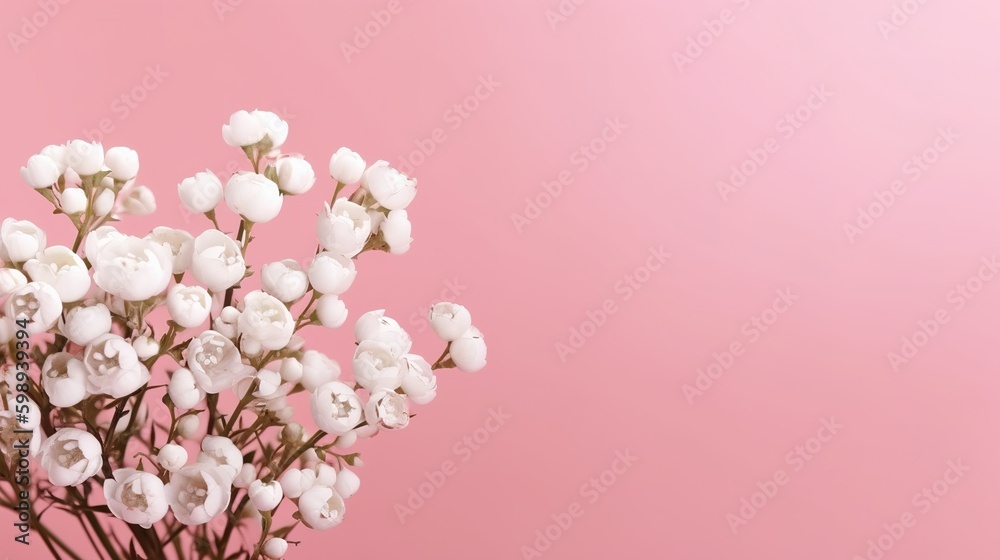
[1,109,487,560]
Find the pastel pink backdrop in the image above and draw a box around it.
[2,0,1000,558]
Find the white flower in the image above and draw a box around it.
[157,444,188,473]
[317,199,371,258]
[354,310,411,356]
[249,480,283,511]
[451,326,487,372]
[191,229,246,292]
[279,468,316,499]
[166,284,212,329]
[104,147,140,181]
[225,172,283,223]
[234,368,286,402]
[178,170,224,214]
[20,154,60,188]
[261,260,308,303]
[222,110,288,149]
[186,330,254,394]
[428,302,473,342]
[307,252,356,295]
[328,147,366,185]
[197,436,243,479]
[60,303,112,346]
[24,246,91,302]
[0,268,27,296]
[168,367,206,410]
[380,209,412,254]
[314,464,337,487]
[213,306,241,339]
[275,156,316,195]
[400,354,437,405]
[361,160,417,210]
[133,336,160,360]
[0,219,47,263]
[91,236,172,302]
[165,464,232,525]
[298,486,347,530]
[263,537,288,559]
[92,188,115,217]
[222,110,267,148]
[104,468,168,529]
[83,334,151,398]
[279,357,303,383]
[333,469,361,499]
[176,415,200,439]
[41,352,88,408]
[233,464,257,489]
[237,290,295,351]
[60,187,88,215]
[84,226,125,264]
[120,185,157,215]
[365,390,409,430]
[353,341,405,392]
[316,295,348,328]
[5,282,62,334]
[40,144,68,174]
[38,428,102,487]
[65,140,104,176]
[300,350,340,392]
[143,227,195,276]
[310,381,363,435]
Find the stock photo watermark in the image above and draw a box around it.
[393,407,511,524]
[520,449,638,559]
[78,65,169,145]
[842,127,958,244]
[672,0,756,72]
[727,417,843,534]
[340,0,406,63]
[850,459,969,560]
[512,117,627,233]
[545,0,587,30]
[7,0,71,53]
[555,245,668,363]
[396,74,501,176]
[887,254,998,372]
[878,0,933,40]
[716,85,834,202]
[683,288,799,404]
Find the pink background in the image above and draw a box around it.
[3,0,1000,558]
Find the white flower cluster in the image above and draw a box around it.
[0,110,487,560]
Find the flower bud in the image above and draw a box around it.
[279,358,303,383]
[133,336,160,360]
[60,187,88,215]
[275,156,316,195]
[233,463,257,489]
[65,140,104,176]
[380,209,412,255]
[261,260,308,303]
[0,268,27,296]
[279,468,315,499]
[60,304,112,346]
[307,252,356,295]
[104,146,140,181]
[157,443,188,472]
[300,350,339,392]
[263,537,288,559]
[316,295,348,328]
[328,147,366,185]
[167,284,212,329]
[225,172,283,223]
[280,422,305,445]
[361,160,417,210]
[333,468,361,499]
[20,154,61,189]
[450,326,487,373]
[178,170,223,214]
[175,414,200,439]
[93,189,115,217]
[249,480,283,511]
[121,185,156,215]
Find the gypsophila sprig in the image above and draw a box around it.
[0,109,488,560]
